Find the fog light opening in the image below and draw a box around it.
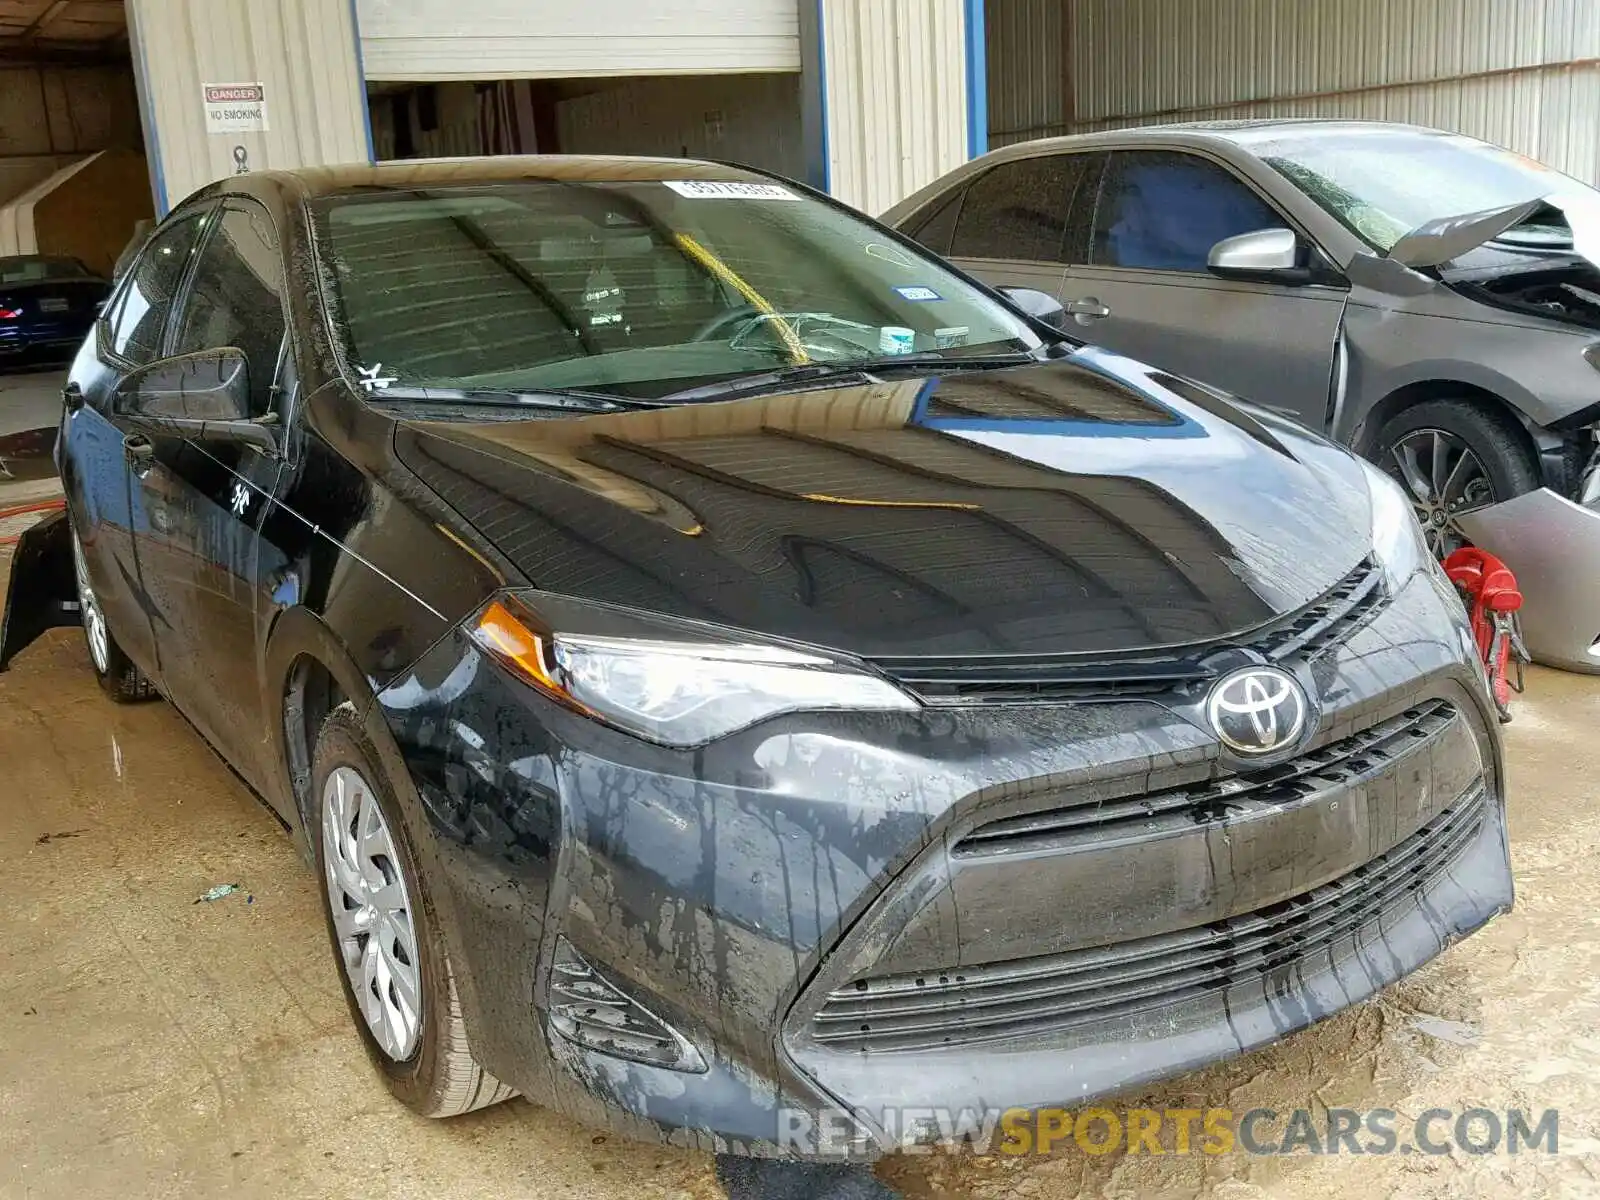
[547,937,707,1073]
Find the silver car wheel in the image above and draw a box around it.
[1389,428,1493,558]
[322,765,424,1061]
[69,527,110,675]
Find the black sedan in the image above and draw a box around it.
[0,255,109,363]
[0,158,1511,1159]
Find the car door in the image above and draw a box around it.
[131,199,289,783]
[60,206,213,683]
[1061,149,1347,428]
[915,152,1103,302]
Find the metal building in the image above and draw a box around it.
[4,0,1600,264]
[987,0,1600,186]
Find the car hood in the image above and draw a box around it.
[1385,194,1600,270]
[393,347,1373,660]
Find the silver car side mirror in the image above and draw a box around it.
[1207,227,1302,278]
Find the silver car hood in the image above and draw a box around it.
[1384,194,1600,269]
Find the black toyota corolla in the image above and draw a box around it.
[0,158,1511,1158]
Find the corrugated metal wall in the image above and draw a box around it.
[821,0,971,213]
[126,0,370,212]
[985,0,1069,148]
[357,0,800,81]
[557,74,806,180]
[0,65,142,157]
[996,0,1600,182]
[0,63,141,205]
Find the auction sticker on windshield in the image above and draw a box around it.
[664,181,800,200]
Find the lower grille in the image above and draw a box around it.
[812,785,1488,1052]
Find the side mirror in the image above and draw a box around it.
[113,348,275,451]
[997,285,1068,330]
[1207,227,1306,281]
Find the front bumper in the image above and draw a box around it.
[1458,487,1600,673]
[374,564,1512,1159]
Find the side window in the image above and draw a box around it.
[1093,150,1283,272]
[170,202,287,417]
[106,209,209,364]
[949,154,1099,264]
[904,189,965,256]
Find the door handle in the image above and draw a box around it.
[122,433,154,475]
[63,382,84,412]
[1066,297,1112,323]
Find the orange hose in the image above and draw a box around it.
[0,498,65,547]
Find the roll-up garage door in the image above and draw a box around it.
[357,0,800,80]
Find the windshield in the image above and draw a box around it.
[0,256,91,284]
[311,180,1045,402]
[1243,128,1600,252]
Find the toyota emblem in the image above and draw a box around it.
[1206,667,1308,756]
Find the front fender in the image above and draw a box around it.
[260,604,382,845]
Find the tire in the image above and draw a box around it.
[68,521,157,703]
[311,701,515,1117]
[1370,398,1541,558]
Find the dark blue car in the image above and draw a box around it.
[0,255,110,363]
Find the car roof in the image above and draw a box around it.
[983,118,1450,158]
[231,155,777,201]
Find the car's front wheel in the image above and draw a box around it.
[1371,398,1540,558]
[311,702,514,1116]
[69,522,157,702]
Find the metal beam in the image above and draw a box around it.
[20,1,72,40]
[0,41,127,66]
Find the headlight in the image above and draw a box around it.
[1363,461,1431,584]
[468,594,917,746]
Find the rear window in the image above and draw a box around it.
[0,256,91,284]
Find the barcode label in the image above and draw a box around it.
[664,180,800,201]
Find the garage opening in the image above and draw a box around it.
[367,74,804,180]
[0,1,154,278]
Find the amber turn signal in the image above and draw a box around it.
[469,598,590,714]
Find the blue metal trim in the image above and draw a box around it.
[346,0,377,162]
[124,0,169,215]
[964,0,988,159]
[815,0,832,192]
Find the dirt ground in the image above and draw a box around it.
[2,521,1597,1199]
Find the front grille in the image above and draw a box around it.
[871,558,1383,705]
[811,783,1487,1053]
[1256,556,1384,661]
[955,700,1456,854]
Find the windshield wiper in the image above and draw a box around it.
[658,351,1039,404]
[658,362,874,403]
[371,385,661,413]
[846,350,1039,373]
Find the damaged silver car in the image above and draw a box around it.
[884,120,1600,671]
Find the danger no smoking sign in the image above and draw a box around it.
[203,82,270,133]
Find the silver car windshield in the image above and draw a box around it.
[1246,128,1600,252]
[312,180,1043,401]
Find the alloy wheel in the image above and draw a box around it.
[1387,429,1495,558]
[69,528,110,675]
[322,765,423,1061]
